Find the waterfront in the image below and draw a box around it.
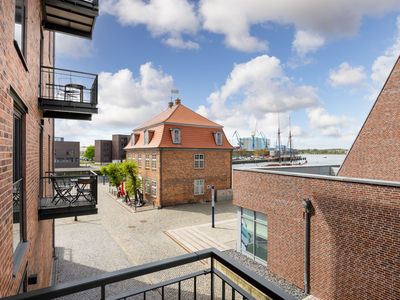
[233,154,346,170]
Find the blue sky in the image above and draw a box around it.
[55,0,400,149]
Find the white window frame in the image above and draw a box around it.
[171,128,181,144]
[144,130,149,145]
[138,154,142,168]
[214,132,223,146]
[145,154,150,169]
[194,154,204,169]
[145,179,150,194]
[151,154,157,170]
[151,180,157,197]
[194,179,205,195]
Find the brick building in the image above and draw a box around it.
[0,0,98,297]
[94,134,130,163]
[125,99,233,207]
[233,56,400,299]
[94,139,112,163]
[54,138,80,168]
[112,134,130,162]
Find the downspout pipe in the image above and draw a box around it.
[302,198,312,294]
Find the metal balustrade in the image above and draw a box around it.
[2,248,296,300]
[38,171,98,220]
[39,66,98,120]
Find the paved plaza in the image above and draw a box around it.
[54,183,237,299]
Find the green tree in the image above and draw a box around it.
[101,163,123,189]
[83,145,95,161]
[121,161,141,202]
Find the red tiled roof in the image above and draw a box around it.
[125,101,233,150]
[135,102,221,130]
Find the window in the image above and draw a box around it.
[151,180,157,197]
[214,132,223,146]
[145,179,150,194]
[138,154,142,168]
[144,130,149,145]
[194,179,205,195]
[14,0,26,56]
[145,154,150,169]
[12,97,26,253]
[194,154,204,169]
[240,208,267,262]
[151,154,156,170]
[171,128,181,144]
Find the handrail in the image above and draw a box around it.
[40,65,97,77]
[1,248,296,300]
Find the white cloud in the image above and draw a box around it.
[197,54,321,146]
[371,16,400,87]
[329,62,366,87]
[56,63,175,145]
[55,34,93,58]
[200,0,400,52]
[307,107,348,137]
[206,55,318,120]
[163,36,199,49]
[293,30,325,56]
[102,0,199,49]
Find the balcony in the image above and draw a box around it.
[39,171,98,220]
[42,0,99,39]
[2,248,295,300]
[39,66,98,120]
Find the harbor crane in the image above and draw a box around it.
[232,130,243,149]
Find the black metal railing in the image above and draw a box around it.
[39,171,98,209]
[1,248,296,300]
[12,178,23,223]
[40,66,98,105]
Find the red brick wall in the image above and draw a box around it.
[127,149,161,206]
[233,170,400,300]
[339,56,400,181]
[0,0,54,296]
[161,149,232,206]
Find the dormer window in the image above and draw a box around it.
[171,128,181,144]
[214,132,223,146]
[144,130,149,145]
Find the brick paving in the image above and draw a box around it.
[55,183,237,299]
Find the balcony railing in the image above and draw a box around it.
[2,248,296,300]
[39,66,98,120]
[42,0,99,38]
[13,178,23,223]
[38,171,98,220]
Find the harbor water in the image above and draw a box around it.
[233,154,346,170]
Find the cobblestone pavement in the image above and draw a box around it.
[55,183,237,299]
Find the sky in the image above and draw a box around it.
[55,0,400,149]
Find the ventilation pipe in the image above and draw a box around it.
[302,198,312,294]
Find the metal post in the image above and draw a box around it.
[211,186,215,228]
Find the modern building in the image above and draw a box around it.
[54,138,80,168]
[94,140,112,163]
[0,0,99,297]
[94,134,130,163]
[125,99,234,207]
[241,136,269,151]
[233,56,400,299]
[112,134,130,162]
